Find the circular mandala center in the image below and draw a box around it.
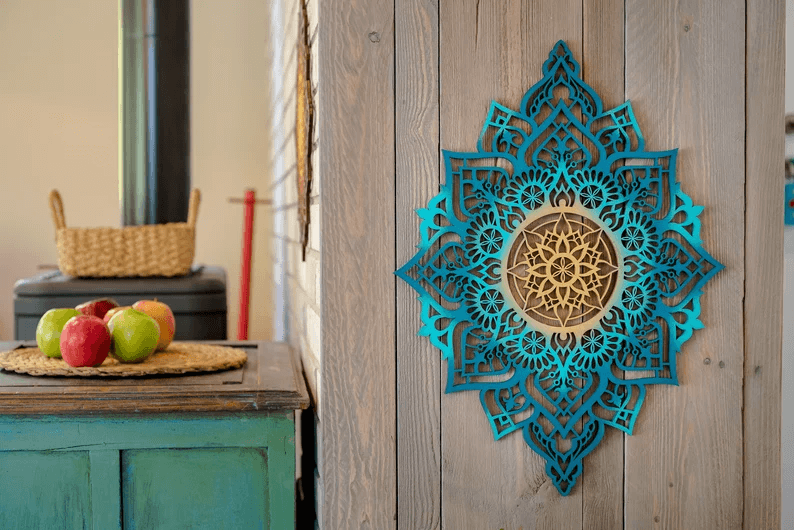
[503,211,620,329]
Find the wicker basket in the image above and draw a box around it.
[49,189,201,278]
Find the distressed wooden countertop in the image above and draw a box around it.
[0,341,310,414]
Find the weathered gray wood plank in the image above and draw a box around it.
[320,0,397,527]
[438,2,583,527]
[743,0,784,527]
[395,0,442,528]
[624,1,745,528]
[581,1,625,527]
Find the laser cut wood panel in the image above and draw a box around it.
[321,0,783,527]
[402,36,723,497]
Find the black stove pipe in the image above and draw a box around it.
[120,0,190,226]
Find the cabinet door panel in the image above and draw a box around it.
[122,448,269,529]
[0,451,91,529]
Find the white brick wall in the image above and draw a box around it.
[268,4,321,523]
[268,0,321,411]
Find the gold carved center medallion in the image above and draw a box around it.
[503,211,620,330]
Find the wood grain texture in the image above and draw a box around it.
[743,0,784,527]
[438,2,583,528]
[0,341,309,413]
[624,1,745,528]
[581,1,625,527]
[320,0,397,527]
[395,0,441,528]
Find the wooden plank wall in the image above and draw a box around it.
[744,0,784,528]
[395,0,441,528]
[623,1,745,528]
[321,0,397,527]
[321,0,783,527]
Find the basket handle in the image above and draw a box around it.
[187,189,201,228]
[49,190,66,231]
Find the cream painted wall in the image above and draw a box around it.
[191,1,274,341]
[0,0,119,340]
[0,1,274,341]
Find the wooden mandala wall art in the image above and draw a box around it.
[296,0,314,260]
[396,41,723,496]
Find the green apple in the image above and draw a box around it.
[107,308,160,363]
[36,308,82,358]
[103,305,131,324]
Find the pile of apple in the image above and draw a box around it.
[35,298,176,368]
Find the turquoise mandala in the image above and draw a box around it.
[396,41,723,495]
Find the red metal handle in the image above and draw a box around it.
[237,189,256,340]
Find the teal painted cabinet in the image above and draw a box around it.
[0,342,309,529]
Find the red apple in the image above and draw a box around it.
[76,298,119,320]
[59,315,112,368]
[132,299,175,350]
[103,305,131,325]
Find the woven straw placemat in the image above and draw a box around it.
[0,342,246,377]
